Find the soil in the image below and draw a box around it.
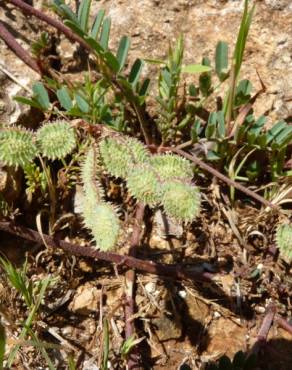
[0,1,291,369]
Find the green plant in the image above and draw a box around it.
[276,223,292,263]
[0,120,77,194]
[80,146,120,251]
[0,257,57,367]
[80,137,200,250]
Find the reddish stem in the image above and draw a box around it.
[275,314,292,336]
[7,0,90,52]
[0,20,41,74]
[171,147,275,209]
[251,303,276,355]
[0,221,213,282]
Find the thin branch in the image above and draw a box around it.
[0,20,41,74]
[275,314,292,336]
[7,0,90,52]
[124,203,145,370]
[250,303,276,355]
[6,0,152,146]
[0,221,213,282]
[170,147,276,209]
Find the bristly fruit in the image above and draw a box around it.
[126,165,161,206]
[80,146,120,251]
[150,154,193,180]
[0,128,38,167]
[276,223,292,263]
[81,146,104,204]
[82,201,120,251]
[161,181,201,222]
[99,136,149,178]
[36,120,76,160]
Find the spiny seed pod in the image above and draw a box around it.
[80,147,119,251]
[0,128,38,167]
[81,146,104,203]
[127,166,161,206]
[150,154,193,180]
[161,181,200,222]
[99,136,149,178]
[36,120,76,160]
[82,201,120,251]
[276,223,292,263]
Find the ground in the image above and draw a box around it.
[0,1,291,369]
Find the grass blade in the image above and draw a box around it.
[102,318,109,370]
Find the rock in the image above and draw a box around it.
[152,314,182,341]
[154,209,183,239]
[69,283,101,315]
[204,317,247,358]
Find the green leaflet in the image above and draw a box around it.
[276,223,292,263]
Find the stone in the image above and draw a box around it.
[69,283,101,315]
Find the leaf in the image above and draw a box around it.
[14,96,43,110]
[273,125,292,148]
[64,20,86,38]
[143,58,166,65]
[266,120,287,144]
[128,59,144,88]
[207,150,221,161]
[236,79,252,96]
[189,83,198,97]
[191,119,201,142]
[77,0,92,32]
[215,41,229,81]
[233,0,255,77]
[56,87,73,111]
[182,64,212,74]
[32,82,50,110]
[199,57,212,96]
[75,94,90,113]
[84,35,105,54]
[139,78,150,97]
[116,36,130,71]
[216,110,225,138]
[91,9,106,39]
[59,4,78,24]
[103,51,120,73]
[205,112,217,139]
[99,17,111,50]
